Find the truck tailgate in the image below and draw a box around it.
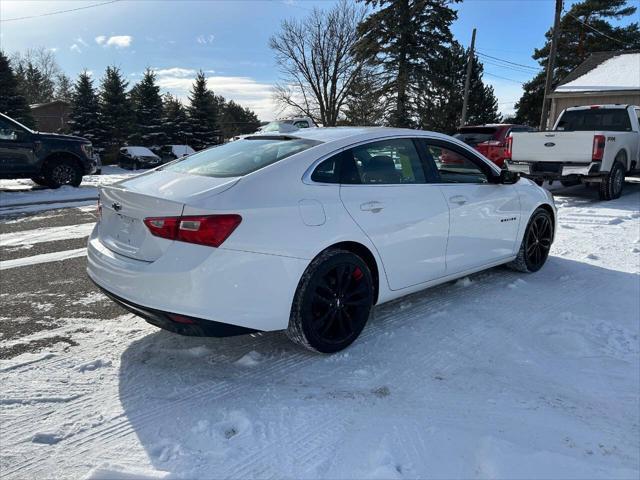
[511,131,595,163]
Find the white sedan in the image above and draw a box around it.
[87,127,556,353]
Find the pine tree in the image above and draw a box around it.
[417,42,500,134]
[219,100,261,139]
[54,73,73,102]
[515,0,640,126]
[187,71,219,150]
[342,67,387,126]
[0,51,35,127]
[417,41,465,134]
[99,66,132,161]
[130,68,165,147]
[14,61,55,105]
[467,59,502,126]
[355,0,460,127]
[162,93,192,145]
[68,71,102,148]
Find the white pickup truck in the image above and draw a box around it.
[505,104,640,200]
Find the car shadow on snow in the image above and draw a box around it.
[116,256,639,478]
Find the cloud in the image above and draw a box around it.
[106,35,133,48]
[76,37,89,48]
[70,44,82,54]
[154,67,198,78]
[196,34,215,45]
[152,69,276,120]
[95,35,133,48]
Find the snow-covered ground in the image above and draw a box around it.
[0,183,639,479]
[0,166,145,216]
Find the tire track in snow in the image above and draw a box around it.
[3,269,513,478]
[3,261,589,479]
[0,223,94,248]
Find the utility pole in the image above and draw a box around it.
[460,28,476,127]
[540,0,563,130]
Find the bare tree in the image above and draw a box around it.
[269,0,366,126]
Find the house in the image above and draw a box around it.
[30,100,71,132]
[549,50,640,126]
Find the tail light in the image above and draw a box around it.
[144,214,242,248]
[592,135,605,161]
[505,136,513,159]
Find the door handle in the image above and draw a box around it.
[449,195,468,205]
[360,201,384,213]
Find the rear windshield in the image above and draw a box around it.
[556,109,632,132]
[454,127,498,146]
[125,147,156,156]
[162,137,322,177]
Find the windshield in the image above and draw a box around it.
[454,127,498,146]
[556,109,632,132]
[262,121,298,133]
[126,146,156,156]
[162,137,322,177]
[1,114,34,134]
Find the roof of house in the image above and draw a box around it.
[555,50,640,93]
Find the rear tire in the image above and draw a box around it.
[599,160,625,201]
[507,208,553,273]
[287,249,374,353]
[43,158,83,188]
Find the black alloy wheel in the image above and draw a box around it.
[287,250,374,353]
[524,211,553,272]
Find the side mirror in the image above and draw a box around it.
[500,169,520,184]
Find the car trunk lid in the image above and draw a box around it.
[98,170,240,261]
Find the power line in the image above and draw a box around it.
[565,12,630,46]
[1,0,120,23]
[484,72,526,84]
[476,51,541,71]
[480,58,541,75]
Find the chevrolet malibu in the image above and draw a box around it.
[87,127,556,353]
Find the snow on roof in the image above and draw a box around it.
[556,52,640,93]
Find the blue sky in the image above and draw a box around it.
[0,0,632,120]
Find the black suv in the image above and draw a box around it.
[0,112,97,188]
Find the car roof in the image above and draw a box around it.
[277,126,452,143]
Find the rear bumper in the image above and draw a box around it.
[86,226,309,332]
[94,282,258,336]
[506,161,603,180]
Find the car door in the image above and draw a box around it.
[420,139,521,274]
[0,117,36,176]
[338,137,449,291]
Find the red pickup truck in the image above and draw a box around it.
[454,124,535,168]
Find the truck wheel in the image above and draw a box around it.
[507,207,553,273]
[599,160,625,201]
[43,158,83,188]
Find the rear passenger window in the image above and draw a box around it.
[311,153,341,183]
[344,139,425,185]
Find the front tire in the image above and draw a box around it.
[43,159,83,188]
[507,208,553,273]
[287,249,374,353]
[599,160,625,200]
